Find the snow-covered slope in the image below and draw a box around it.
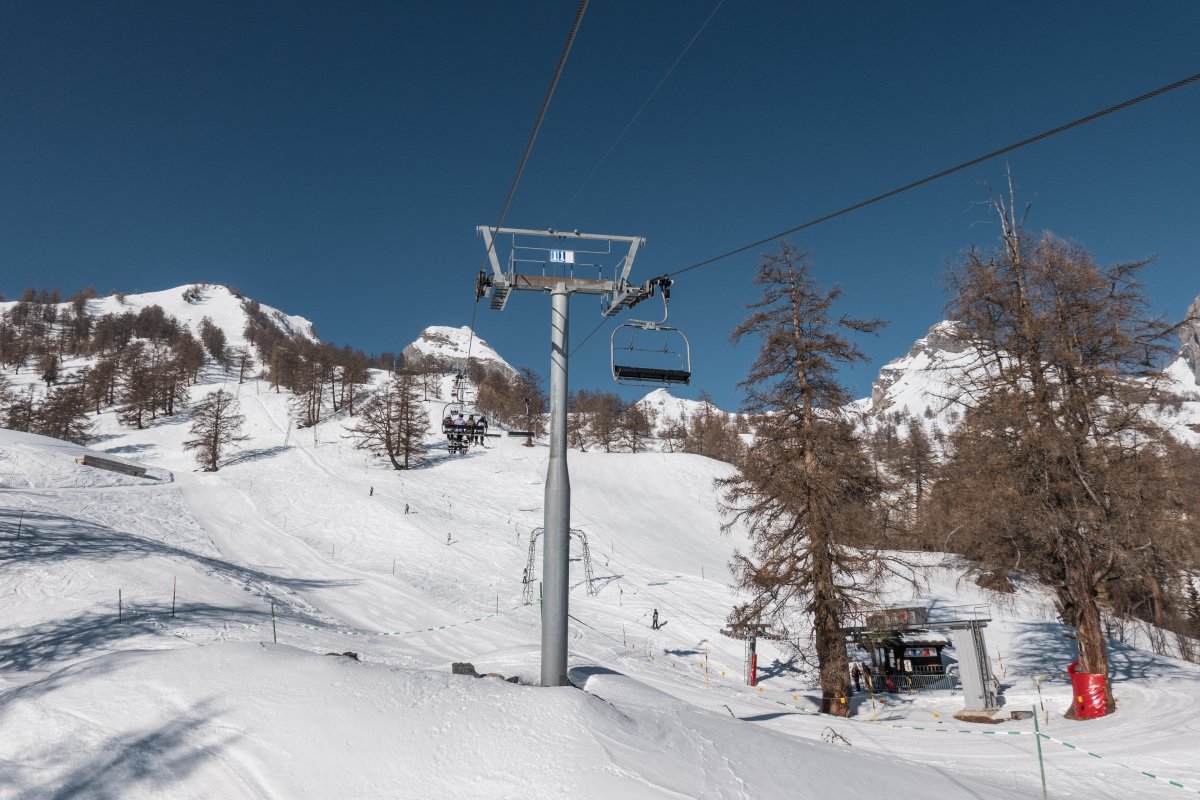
[865,312,1200,443]
[1179,296,1200,385]
[0,284,316,351]
[637,387,710,428]
[636,388,741,437]
[867,320,981,423]
[3,362,1199,797]
[4,286,1200,798]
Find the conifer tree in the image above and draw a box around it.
[926,188,1197,711]
[0,374,12,423]
[660,419,687,453]
[567,389,595,451]
[198,316,228,366]
[586,391,624,452]
[684,392,743,463]
[339,348,371,416]
[620,402,655,453]
[117,342,154,429]
[86,352,121,413]
[38,352,59,386]
[234,347,254,384]
[34,386,92,444]
[5,385,37,432]
[719,242,897,717]
[184,389,248,471]
[348,373,428,469]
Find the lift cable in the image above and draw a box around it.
[465,0,590,364]
[665,70,1200,280]
[634,1,802,173]
[552,0,725,227]
[569,70,1200,357]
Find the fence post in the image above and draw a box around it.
[171,577,176,619]
[271,602,277,644]
[1033,704,1048,799]
[118,589,122,623]
[16,510,23,539]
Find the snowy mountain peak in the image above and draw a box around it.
[637,388,730,430]
[869,320,976,419]
[0,283,318,349]
[403,325,513,374]
[1180,295,1200,385]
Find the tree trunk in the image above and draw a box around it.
[1063,542,1116,713]
[811,535,852,717]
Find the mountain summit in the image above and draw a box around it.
[402,325,513,374]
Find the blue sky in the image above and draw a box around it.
[3,1,1198,410]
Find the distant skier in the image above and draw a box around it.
[446,532,452,545]
[404,503,410,514]
[369,486,373,497]
[651,609,659,630]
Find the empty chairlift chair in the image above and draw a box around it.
[610,281,691,387]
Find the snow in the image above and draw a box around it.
[406,325,513,374]
[866,322,1200,448]
[867,320,984,425]
[0,284,316,351]
[637,387,708,427]
[636,387,743,436]
[3,299,1200,798]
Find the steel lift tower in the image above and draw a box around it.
[476,226,660,687]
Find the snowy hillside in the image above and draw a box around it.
[404,325,513,374]
[4,360,1200,797]
[865,316,1200,444]
[0,284,316,350]
[3,285,1200,798]
[637,387,715,428]
[867,320,981,423]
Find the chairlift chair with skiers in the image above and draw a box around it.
[440,401,498,455]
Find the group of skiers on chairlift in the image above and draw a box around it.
[443,411,488,454]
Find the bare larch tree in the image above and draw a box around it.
[348,372,428,470]
[720,243,899,717]
[184,389,248,471]
[927,189,1196,712]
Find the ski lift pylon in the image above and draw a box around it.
[611,280,691,387]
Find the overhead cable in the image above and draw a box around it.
[466,0,589,362]
[553,0,725,226]
[665,71,1200,279]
